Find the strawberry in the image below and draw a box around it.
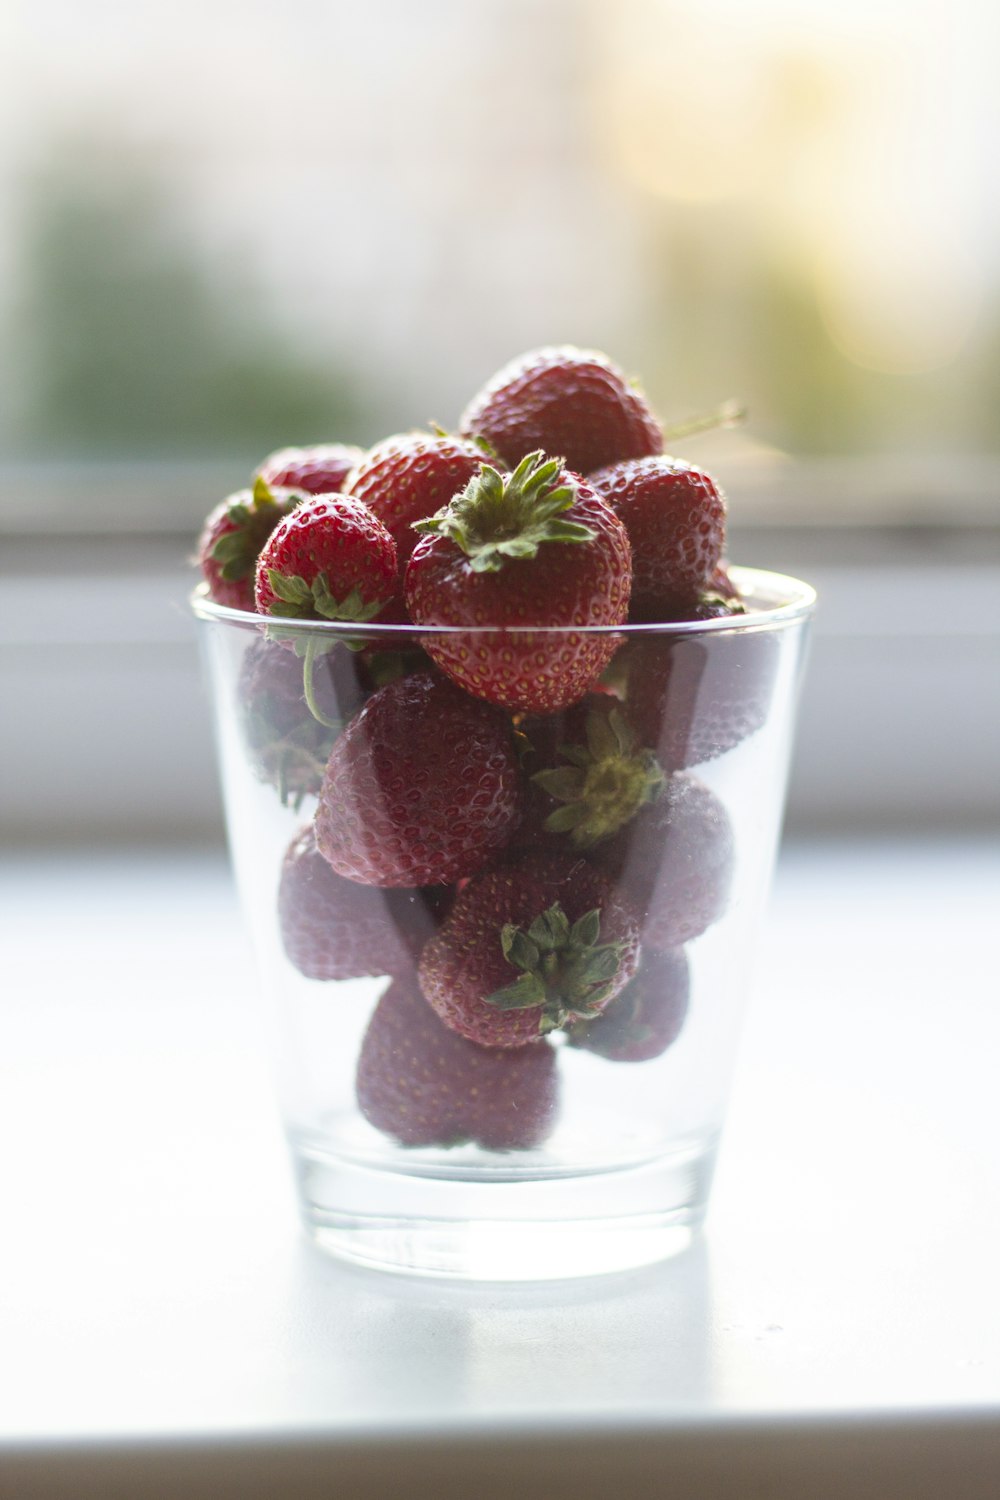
[705,562,741,605]
[356,977,559,1150]
[237,636,363,806]
[588,456,727,620]
[616,628,779,770]
[418,851,640,1048]
[345,431,488,581]
[460,346,662,476]
[196,477,302,611]
[254,492,397,628]
[382,882,458,965]
[569,948,690,1062]
[314,670,524,888]
[592,773,733,951]
[256,442,364,496]
[405,452,632,713]
[278,826,415,980]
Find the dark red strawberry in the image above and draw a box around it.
[314,670,524,888]
[569,947,690,1062]
[382,883,457,964]
[345,431,488,579]
[418,851,640,1048]
[705,562,741,604]
[588,456,726,619]
[256,442,364,496]
[254,492,397,627]
[515,693,664,854]
[237,636,364,806]
[592,773,733,951]
[405,452,632,713]
[616,627,779,770]
[278,826,415,980]
[460,346,662,476]
[356,976,559,1150]
[196,478,302,611]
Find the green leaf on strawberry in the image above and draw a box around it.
[264,571,387,625]
[531,706,665,848]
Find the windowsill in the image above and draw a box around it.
[2,839,998,1496]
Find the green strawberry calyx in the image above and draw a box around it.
[412,450,595,574]
[532,707,665,848]
[209,476,285,583]
[265,570,387,626]
[486,902,627,1035]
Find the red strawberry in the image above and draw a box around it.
[405,452,632,713]
[314,670,524,888]
[705,562,741,605]
[588,456,726,619]
[278,826,415,980]
[460,346,662,476]
[616,628,779,770]
[345,431,488,580]
[592,773,733,951]
[418,851,640,1049]
[569,948,690,1062]
[517,693,665,853]
[256,442,364,496]
[382,883,458,965]
[196,478,302,611]
[356,977,559,1150]
[254,492,397,627]
[237,636,364,806]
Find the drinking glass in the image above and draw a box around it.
[193,566,814,1279]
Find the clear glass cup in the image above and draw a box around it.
[193,566,814,1280]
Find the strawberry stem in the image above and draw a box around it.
[301,636,342,730]
[661,399,746,444]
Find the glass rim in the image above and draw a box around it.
[190,563,816,638]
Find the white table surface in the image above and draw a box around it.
[2,839,999,1497]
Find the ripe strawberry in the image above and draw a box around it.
[705,562,741,605]
[383,882,458,965]
[588,456,727,619]
[356,977,559,1150]
[237,636,363,806]
[460,346,662,476]
[254,492,397,627]
[418,851,640,1048]
[278,826,415,980]
[346,431,488,579]
[256,442,364,496]
[616,628,779,770]
[314,670,524,888]
[592,773,733,951]
[569,948,690,1062]
[514,693,664,854]
[196,477,302,611]
[405,452,632,713]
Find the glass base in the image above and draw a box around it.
[295,1141,716,1280]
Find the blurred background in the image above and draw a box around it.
[1,0,998,844]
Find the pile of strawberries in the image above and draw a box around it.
[196,347,777,1152]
